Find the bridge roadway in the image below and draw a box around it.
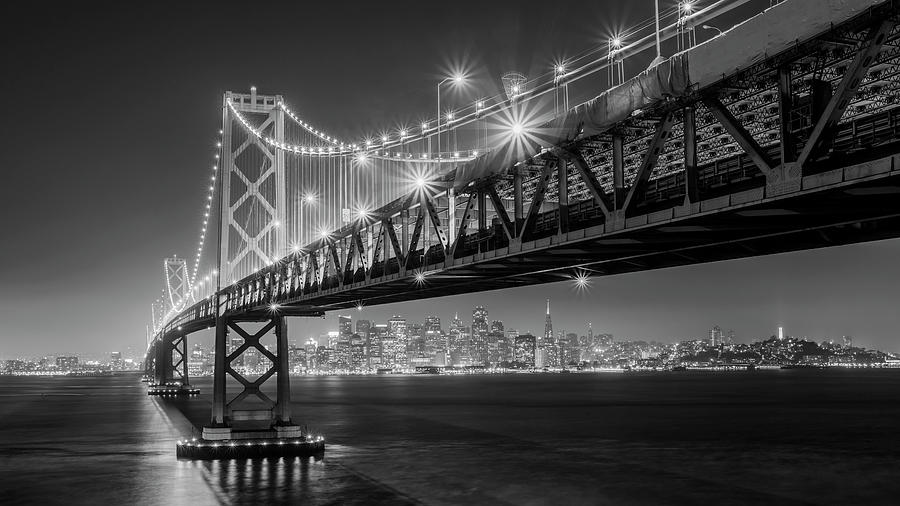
[145,0,900,436]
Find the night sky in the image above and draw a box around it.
[2,1,898,358]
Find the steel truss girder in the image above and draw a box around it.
[486,185,515,240]
[797,19,896,167]
[384,217,404,266]
[703,97,774,180]
[422,192,449,253]
[404,208,426,269]
[622,113,676,213]
[561,148,613,218]
[451,193,476,256]
[521,160,556,238]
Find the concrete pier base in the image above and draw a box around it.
[178,431,325,460]
[147,383,199,396]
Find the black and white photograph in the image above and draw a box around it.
[2,0,899,504]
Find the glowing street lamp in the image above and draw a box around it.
[554,61,569,114]
[554,63,566,81]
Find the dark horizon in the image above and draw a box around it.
[2,0,898,358]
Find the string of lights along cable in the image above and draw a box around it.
[153,0,741,333]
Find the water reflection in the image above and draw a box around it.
[187,455,325,503]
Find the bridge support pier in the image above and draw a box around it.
[203,313,301,438]
[188,312,323,459]
[148,333,199,396]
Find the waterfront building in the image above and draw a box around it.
[56,356,79,371]
[315,346,334,373]
[304,338,317,370]
[515,334,536,368]
[289,345,307,373]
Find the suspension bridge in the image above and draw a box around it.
[143,0,900,458]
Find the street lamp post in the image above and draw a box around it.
[654,0,662,61]
[437,75,463,158]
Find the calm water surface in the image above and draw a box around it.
[2,370,899,505]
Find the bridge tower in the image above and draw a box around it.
[218,87,287,284]
[161,257,193,390]
[164,257,190,310]
[201,87,303,443]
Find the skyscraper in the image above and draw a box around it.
[449,312,465,366]
[337,315,353,370]
[540,299,560,367]
[338,315,353,338]
[369,323,387,368]
[543,299,553,342]
[424,315,444,365]
[349,333,366,373]
[709,325,723,346]
[355,319,371,342]
[388,316,408,369]
[472,306,489,365]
